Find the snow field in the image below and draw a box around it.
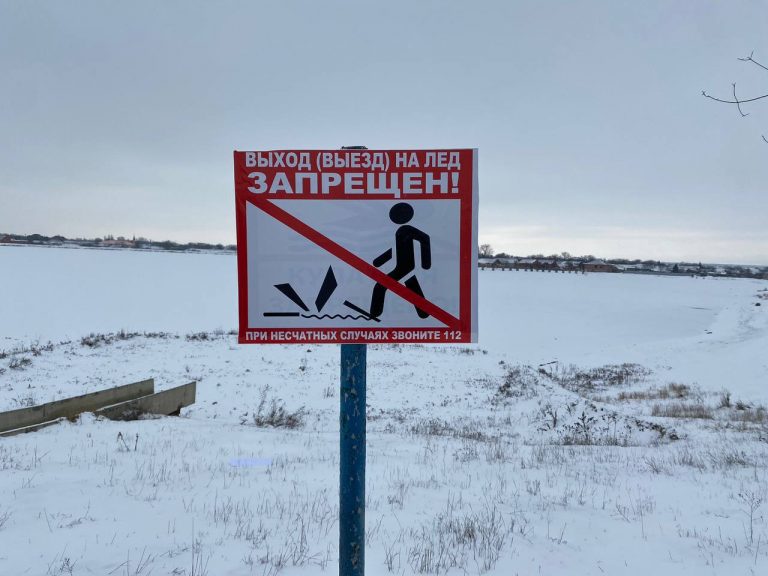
[0,246,767,575]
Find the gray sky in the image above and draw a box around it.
[1,1,767,264]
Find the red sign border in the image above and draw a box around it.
[234,149,478,344]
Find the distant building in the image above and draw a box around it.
[102,238,135,248]
[583,259,620,273]
[493,257,517,267]
[0,234,13,244]
[514,258,537,270]
[536,259,560,271]
[560,260,584,272]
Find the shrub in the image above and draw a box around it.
[247,385,306,429]
[0,507,11,530]
[81,333,109,347]
[718,391,732,408]
[8,357,32,370]
[186,331,210,342]
[12,394,36,407]
[495,365,540,401]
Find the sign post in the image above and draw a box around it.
[339,343,366,576]
[233,147,478,576]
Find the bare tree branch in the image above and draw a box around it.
[701,90,768,105]
[734,83,749,116]
[703,51,768,144]
[738,50,768,72]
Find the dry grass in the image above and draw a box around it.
[725,405,768,424]
[617,383,691,402]
[80,330,175,348]
[405,497,510,574]
[410,417,488,442]
[651,402,713,419]
[545,363,651,395]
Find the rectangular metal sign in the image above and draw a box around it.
[234,149,478,344]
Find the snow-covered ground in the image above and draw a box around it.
[1,245,766,575]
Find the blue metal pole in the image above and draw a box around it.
[339,343,366,576]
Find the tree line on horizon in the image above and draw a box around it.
[0,232,236,252]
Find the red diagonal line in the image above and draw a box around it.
[250,197,461,329]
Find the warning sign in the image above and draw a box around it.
[234,149,478,344]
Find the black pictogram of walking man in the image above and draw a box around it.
[368,202,431,320]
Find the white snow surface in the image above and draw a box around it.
[0,245,767,575]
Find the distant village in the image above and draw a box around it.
[0,232,236,253]
[1,232,765,280]
[479,250,768,280]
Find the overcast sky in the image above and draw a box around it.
[1,1,767,264]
